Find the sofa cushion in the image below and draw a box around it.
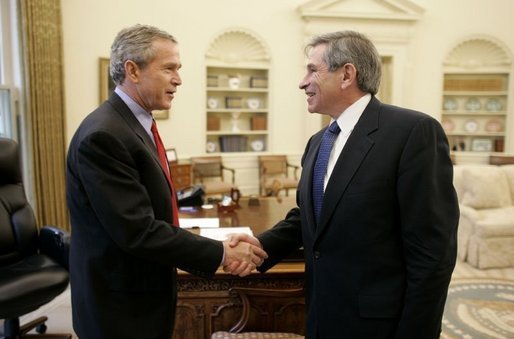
[475,206,514,237]
[501,164,514,202]
[461,165,512,208]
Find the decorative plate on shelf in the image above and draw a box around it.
[485,119,503,132]
[207,97,219,109]
[485,98,502,112]
[463,119,479,132]
[443,98,458,111]
[441,118,455,132]
[465,97,481,112]
[206,141,217,153]
[247,98,261,110]
[250,139,265,152]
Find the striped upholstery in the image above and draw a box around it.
[211,332,304,338]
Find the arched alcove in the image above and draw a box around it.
[203,28,272,194]
[441,35,513,158]
[444,36,511,71]
[205,28,270,67]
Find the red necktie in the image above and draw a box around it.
[151,119,180,227]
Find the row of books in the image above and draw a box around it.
[219,136,248,152]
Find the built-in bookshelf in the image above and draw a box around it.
[206,66,268,153]
[204,28,270,154]
[441,36,512,154]
[441,73,508,153]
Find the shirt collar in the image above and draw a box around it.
[332,93,372,138]
[114,87,154,137]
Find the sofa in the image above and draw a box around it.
[453,164,514,268]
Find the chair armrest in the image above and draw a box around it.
[459,204,481,222]
[286,162,300,180]
[221,165,236,185]
[39,226,70,270]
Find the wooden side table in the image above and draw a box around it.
[169,161,191,190]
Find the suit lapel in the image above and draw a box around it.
[107,93,170,190]
[301,132,324,238]
[314,97,381,239]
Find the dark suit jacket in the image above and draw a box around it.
[66,93,223,339]
[258,97,459,339]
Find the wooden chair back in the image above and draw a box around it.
[258,155,299,196]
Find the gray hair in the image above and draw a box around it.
[110,24,177,85]
[306,31,382,95]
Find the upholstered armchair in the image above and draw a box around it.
[258,155,299,197]
[0,137,71,338]
[453,164,514,268]
[191,156,236,197]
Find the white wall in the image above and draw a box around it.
[61,0,514,158]
[62,0,307,158]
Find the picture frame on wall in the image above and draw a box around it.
[99,57,114,103]
[99,57,169,120]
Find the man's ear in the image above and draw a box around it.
[341,63,357,89]
[124,60,140,83]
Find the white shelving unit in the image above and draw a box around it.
[204,29,271,154]
[440,36,512,156]
[441,73,509,152]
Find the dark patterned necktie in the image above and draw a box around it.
[151,119,180,227]
[312,122,341,222]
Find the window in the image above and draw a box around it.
[0,87,15,138]
[0,0,32,202]
[0,0,22,140]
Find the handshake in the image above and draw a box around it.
[222,233,268,277]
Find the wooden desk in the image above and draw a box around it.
[178,196,298,236]
[174,197,305,339]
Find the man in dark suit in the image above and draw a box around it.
[66,24,267,339]
[228,31,459,338]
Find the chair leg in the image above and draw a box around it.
[2,317,71,339]
[20,316,48,335]
[3,317,20,338]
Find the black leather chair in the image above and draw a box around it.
[0,137,71,338]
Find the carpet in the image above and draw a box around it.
[441,278,514,339]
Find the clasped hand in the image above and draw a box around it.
[222,233,267,277]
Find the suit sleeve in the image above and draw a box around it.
[257,206,303,272]
[75,130,223,277]
[394,117,459,338]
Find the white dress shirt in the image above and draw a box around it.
[324,93,372,190]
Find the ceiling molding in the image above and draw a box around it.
[299,0,425,22]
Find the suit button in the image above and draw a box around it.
[314,251,320,259]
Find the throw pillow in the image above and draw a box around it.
[461,165,512,209]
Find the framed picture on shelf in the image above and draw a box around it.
[99,57,169,120]
[166,148,178,163]
[471,138,493,152]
